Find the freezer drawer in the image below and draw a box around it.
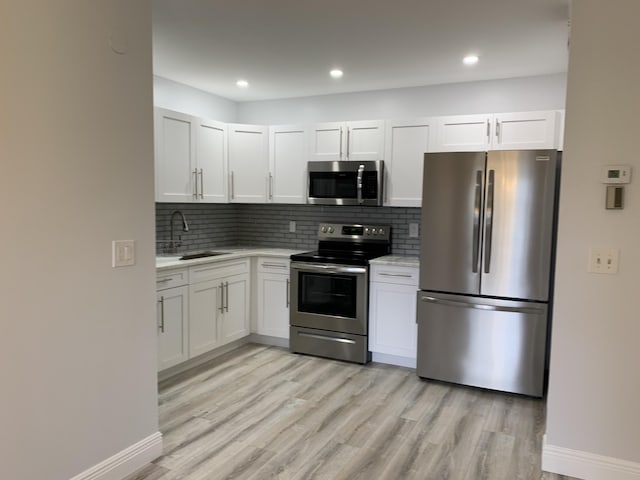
[416,292,547,397]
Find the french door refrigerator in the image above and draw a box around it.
[417,150,559,397]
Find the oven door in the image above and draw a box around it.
[290,262,368,335]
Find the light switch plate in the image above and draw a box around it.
[289,221,296,233]
[112,240,135,267]
[409,223,419,238]
[588,247,619,274]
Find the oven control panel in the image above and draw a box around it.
[318,223,391,242]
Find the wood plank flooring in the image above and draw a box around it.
[125,344,576,480]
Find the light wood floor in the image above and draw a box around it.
[126,344,575,480]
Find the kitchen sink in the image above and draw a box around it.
[179,251,227,260]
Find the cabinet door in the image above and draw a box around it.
[269,125,308,204]
[309,122,344,161]
[157,286,189,371]
[256,272,290,338]
[189,279,222,358]
[492,111,559,150]
[433,114,492,152]
[154,108,195,202]
[346,120,385,161]
[384,119,432,207]
[228,124,269,203]
[369,282,417,360]
[221,274,250,343]
[196,118,227,203]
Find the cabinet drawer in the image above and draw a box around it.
[257,257,290,274]
[156,268,188,290]
[189,258,250,284]
[371,265,419,286]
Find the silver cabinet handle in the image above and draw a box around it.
[193,169,198,198]
[230,171,235,199]
[356,163,365,205]
[484,169,495,274]
[377,272,413,278]
[218,282,225,313]
[486,119,491,142]
[420,295,545,315]
[495,119,501,143]
[199,168,204,199]
[291,262,366,275]
[339,127,343,160]
[261,263,287,269]
[298,331,356,344]
[269,172,273,200]
[225,281,229,312]
[472,169,483,273]
[346,127,351,159]
[158,296,165,333]
[286,278,290,307]
[156,278,172,284]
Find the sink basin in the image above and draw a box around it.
[179,251,227,260]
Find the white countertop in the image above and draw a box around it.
[156,247,306,271]
[369,254,420,267]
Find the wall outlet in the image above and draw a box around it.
[409,223,419,238]
[588,248,619,274]
[112,240,135,267]
[289,221,296,233]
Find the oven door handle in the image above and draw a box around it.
[291,263,367,275]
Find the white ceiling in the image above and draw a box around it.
[152,0,570,102]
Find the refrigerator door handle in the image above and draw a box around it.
[472,170,483,273]
[484,169,495,273]
[419,295,546,315]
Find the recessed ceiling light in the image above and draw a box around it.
[236,79,249,88]
[463,55,479,66]
[330,69,343,79]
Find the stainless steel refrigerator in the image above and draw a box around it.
[417,150,559,397]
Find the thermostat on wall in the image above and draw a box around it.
[601,164,631,184]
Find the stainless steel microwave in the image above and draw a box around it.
[307,160,384,206]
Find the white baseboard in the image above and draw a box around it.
[542,434,640,480]
[371,352,416,369]
[249,333,289,348]
[70,431,163,480]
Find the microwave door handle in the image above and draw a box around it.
[356,164,365,205]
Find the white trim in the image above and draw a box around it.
[250,333,289,348]
[371,352,416,369]
[70,431,163,480]
[543,434,640,480]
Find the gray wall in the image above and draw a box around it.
[544,0,640,474]
[156,204,421,255]
[2,2,158,479]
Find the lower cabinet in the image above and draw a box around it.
[368,264,419,366]
[255,257,290,339]
[156,259,250,372]
[156,269,190,371]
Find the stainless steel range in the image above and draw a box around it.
[289,223,391,364]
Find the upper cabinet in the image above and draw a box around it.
[384,118,433,207]
[227,124,269,203]
[310,120,385,161]
[155,108,228,203]
[431,111,561,152]
[155,108,196,202]
[269,125,308,204]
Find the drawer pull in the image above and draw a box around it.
[262,263,287,268]
[156,278,172,283]
[378,273,413,278]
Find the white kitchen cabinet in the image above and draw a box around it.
[228,123,269,203]
[255,257,290,339]
[369,264,419,366]
[155,108,228,203]
[196,117,228,202]
[384,118,433,207]
[269,125,308,204]
[310,120,384,161]
[156,268,189,371]
[432,111,560,152]
[188,259,250,358]
[155,108,195,202]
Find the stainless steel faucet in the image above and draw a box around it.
[169,210,189,253]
